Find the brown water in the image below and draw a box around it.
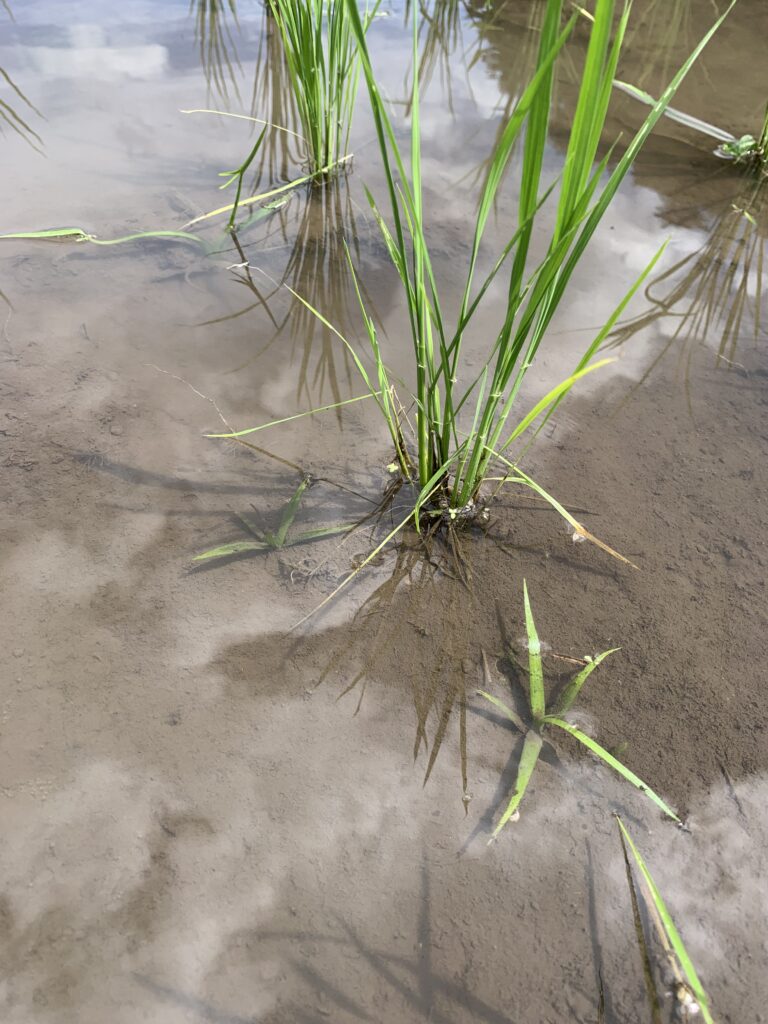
[2,2,767,1022]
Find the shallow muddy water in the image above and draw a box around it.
[2,2,767,1022]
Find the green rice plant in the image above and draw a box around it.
[180,111,353,229]
[195,474,356,561]
[216,122,269,230]
[618,817,716,1024]
[478,582,679,839]
[206,0,733,615]
[264,0,380,177]
[332,0,734,526]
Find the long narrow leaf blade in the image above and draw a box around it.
[206,392,378,438]
[194,540,269,561]
[477,689,527,734]
[491,729,543,839]
[522,580,545,722]
[274,477,311,548]
[617,818,715,1024]
[553,647,620,716]
[545,717,680,822]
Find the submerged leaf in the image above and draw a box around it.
[477,688,526,734]
[193,540,269,561]
[0,227,204,247]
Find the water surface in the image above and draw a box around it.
[2,2,767,1021]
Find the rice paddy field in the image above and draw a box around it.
[1,1,767,1021]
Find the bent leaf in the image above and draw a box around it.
[553,647,620,716]
[490,729,543,839]
[545,717,680,822]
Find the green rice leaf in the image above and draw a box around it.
[490,729,543,839]
[545,717,680,822]
[194,521,356,563]
[205,392,379,438]
[487,452,638,569]
[477,689,527,734]
[0,227,89,241]
[522,580,545,723]
[273,476,311,548]
[500,358,615,451]
[182,157,352,228]
[612,81,736,143]
[552,648,620,716]
[180,107,306,142]
[193,540,269,561]
[0,227,204,246]
[617,818,715,1024]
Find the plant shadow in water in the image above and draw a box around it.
[270,179,377,418]
[211,502,621,817]
[190,0,244,105]
[609,172,768,387]
[1,2,44,152]
[72,449,377,576]
[201,177,379,419]
[134,853,517,1024]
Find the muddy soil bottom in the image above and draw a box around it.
[1,304,767,1022]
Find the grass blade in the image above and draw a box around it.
[194,540,269,561]
[477,689,526,734]
[487,451,638,568]
[0,227,204,246]
[181,157,352,228]
[490,729,543,839]
[553,648,620,716]
[273,476,311,548]
[545,717,680,822]
[612,81,735,143]
[205,392,379,438]
[619,819,666,1024]
[500,358,615,452]
[617,817,715,1024]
